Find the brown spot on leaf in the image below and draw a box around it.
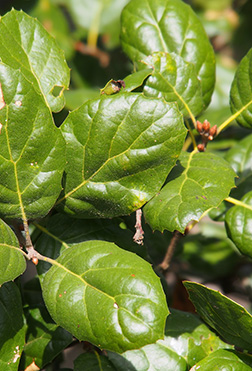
[15,100,22,107]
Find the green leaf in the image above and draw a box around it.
[225,133,252,198]
[108,309,230,370]
[191,349,252,371]
[34,213,148,277]
[0,9,70,112]
[109,343,187,371]
[0,63,65,220]
[225,191,252,258]
[142,52,204,118]
[161,309,232,368]
[144,151,236,233]
[59,93,186,218]
[22,306,72,369]
[184,281,252,352]
[0,219,26,285]
[74,353,116,371]
[20,276,73,370]
[122,69,152,92]
[230,48,252,129]
[29,1,74,60]
[42,240,169,353]
[121,0,215,107]
[0,282,26,371]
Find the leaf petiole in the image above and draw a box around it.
[217,100,252,134]
[225,196,252,211]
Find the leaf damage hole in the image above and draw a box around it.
[113,302,119,309]
[0,123,2,134]
[51,85,64,98]
[0,82,6,110]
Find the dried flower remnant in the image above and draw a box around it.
[133,209,144,245]
[100,79,125,95]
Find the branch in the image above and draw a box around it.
[74,41,110,67]
[158,230,182,271]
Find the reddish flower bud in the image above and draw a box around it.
[209,125,217,137]
[197,144,205,152]
[202,120,210,132]
[32,257,38,265]
[196,120,203,133]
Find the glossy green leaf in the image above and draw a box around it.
[230,48,252,129]
[0,9,70,112]
[108,309,230,370]
[0,219,26,285]
[142,52,204,117]
[59,93,186,218]
[123,69,152,92]
[42,240,169,353]
[22,307,72,369]
[144,151,236,233]
[0,64,65,220]
[34,213,148,277]
[109,342,187,371]
[184,281,252,352]
[0,282,26,371]
[121,0,215,107]
[74,353,116,371]
[161,309,232,368]
[225,133,252,198]
[191,349,252,371]
[225,191,252,258]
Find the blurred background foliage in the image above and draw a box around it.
[0,0,252,311]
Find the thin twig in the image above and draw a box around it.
[23,219,33,248]
[74,41,110,67]
[158,230,182,271]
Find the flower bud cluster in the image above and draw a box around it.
[196,120,217,152]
